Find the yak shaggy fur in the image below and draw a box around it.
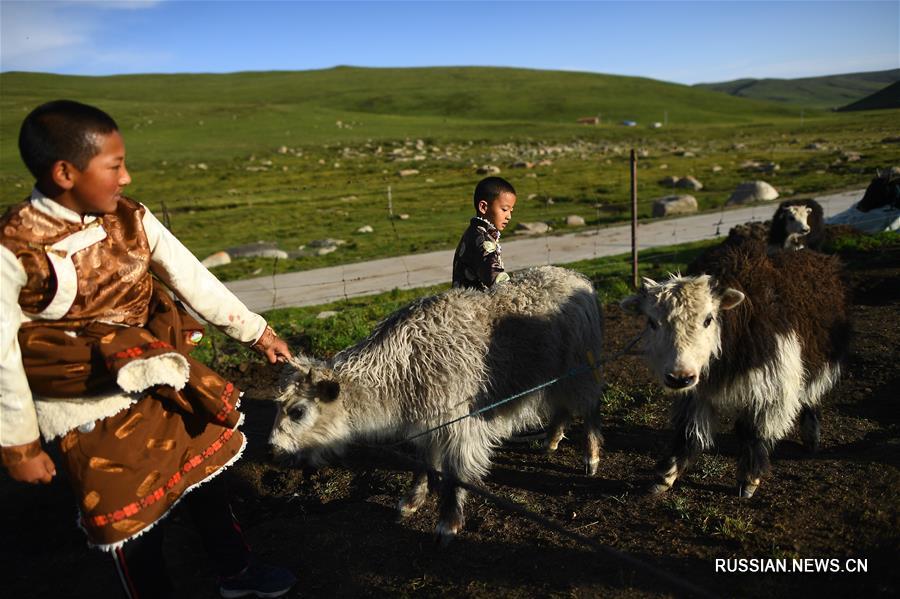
[625,238,850,497]
[270,266,604,538]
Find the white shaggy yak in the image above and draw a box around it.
[621,238,850,498]
[269,266,604,541]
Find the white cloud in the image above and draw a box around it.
[0,0,163,72]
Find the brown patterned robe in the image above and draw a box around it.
[1,197,245,549]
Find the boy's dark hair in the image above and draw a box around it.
[473,176,516,210]
[18,100,119,180]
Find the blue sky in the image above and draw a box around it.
[1,1,897,84]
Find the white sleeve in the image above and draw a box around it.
[142,206,267,344]
[0,245,40,446]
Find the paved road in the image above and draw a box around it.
[225,189,863,312]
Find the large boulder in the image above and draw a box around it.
[652,195,698,217]
[726,181,779,205]
[565,215,586,227]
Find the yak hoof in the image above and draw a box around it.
[739,481,759,498]
[584,458,600,477]
[803,436,820,454]
[434,522,460,546]
[397,499,419,519]
[647,482,671,496]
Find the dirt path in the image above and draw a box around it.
[225,190,864,312]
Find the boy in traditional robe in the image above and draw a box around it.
[1,100,296,598]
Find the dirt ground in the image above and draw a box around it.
[2,241,898,598]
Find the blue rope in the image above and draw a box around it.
[397,364,593,445]
[380,330,644,447]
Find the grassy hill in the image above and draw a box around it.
[1,66,897,278]
[695,69,900,109]
[1,66,806,168]
[839,80,900,111]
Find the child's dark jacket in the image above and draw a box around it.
[452,217,510,290]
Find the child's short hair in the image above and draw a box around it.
[473,176,516,211]
[18,99,119,180]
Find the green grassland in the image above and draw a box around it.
[2,67,898,281]
[695,68,900,109]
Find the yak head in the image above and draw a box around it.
[780,205,813,251]
[621,275,744,392]
[269,355,349,467]
[782,204,812,237]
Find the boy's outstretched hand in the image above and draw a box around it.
[261,337,292,364]
[2,443,56,484]
[251,325,292,364]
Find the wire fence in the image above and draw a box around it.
[231,191,892,310]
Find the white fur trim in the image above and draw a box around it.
[85,413,247,553]
[116,353,190,393]
[34,390,140,442]
[29,224,108,320]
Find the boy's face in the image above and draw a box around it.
[478,191,517,232]
[65,130,131,215]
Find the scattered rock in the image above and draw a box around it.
[675,176,703,191]
[659,175,679,187]
[805,142,828,150]
[316,311,338,320]
[307,238,346,248]
[565,215,586,227]
[726,181,779,205]
[511,161,535,169]
[711,165,723,172]
[226,242,287,259]
[397,169,419,177]
[476,165,501,175]
[398,214,410,221]
[515,222,552,235]
[200,251,231,268]
[652,195,698,217]
[356,225,374,234]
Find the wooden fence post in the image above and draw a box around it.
[631,149,638,289]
